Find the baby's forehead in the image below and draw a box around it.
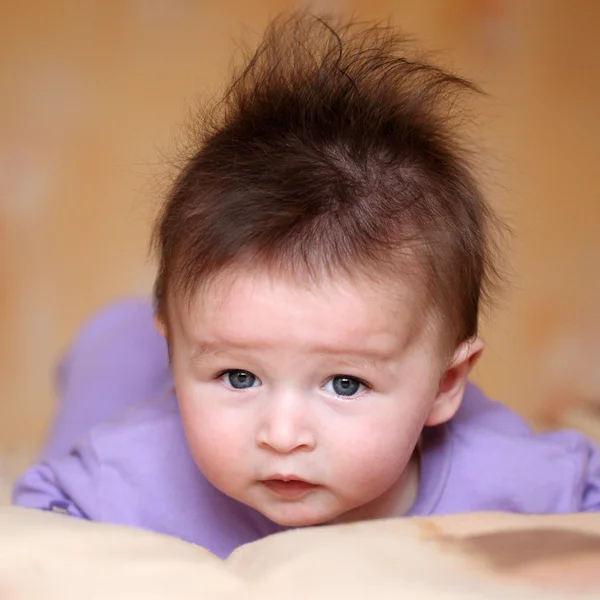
[174,268,442,353]
[189,266,416,314]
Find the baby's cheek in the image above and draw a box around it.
[179,403,247,478]
[338,424,416,488]
[187,431,246,488]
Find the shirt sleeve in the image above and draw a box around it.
[11,434,102,520]
[580,436,600,511]
[541,429,600,512]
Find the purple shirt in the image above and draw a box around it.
[12,300,600,558]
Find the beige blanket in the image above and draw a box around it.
[1,507,599,599]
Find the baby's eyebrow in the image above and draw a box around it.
[190,343,228,360]
[190,341,396,372]
[190,341,261,362]
[314,350,393,372]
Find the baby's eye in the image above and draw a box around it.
[323,375,366,398]
[220,370,261,390]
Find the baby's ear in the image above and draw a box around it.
[425,337,484,426]
[154,312,167,338]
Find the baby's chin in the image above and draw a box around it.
[261,510,340,528]
[214,480,366,527]
[251,499,348,528]
[256,500,372,529]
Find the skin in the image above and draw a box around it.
[156,269,483,527]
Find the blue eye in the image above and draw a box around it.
[323,375,365,398]
[220,369,260,390]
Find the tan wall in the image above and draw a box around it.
[2,0,600,450]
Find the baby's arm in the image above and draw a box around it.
[581,436,600,511]
[12,435,101,519]
[42,298,169,461]
[543,428,600,512]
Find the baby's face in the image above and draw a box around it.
[164,270,462,527]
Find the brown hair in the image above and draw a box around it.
[152,13,503,350]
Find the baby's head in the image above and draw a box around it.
[152,15,502,527]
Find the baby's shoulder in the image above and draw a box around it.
[453,383,595,457]
[84,391,203,504]
[89,390,184,454]
[437,383,600,513]
[453,382,533,436]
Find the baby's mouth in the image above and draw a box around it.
[261,476,320,498]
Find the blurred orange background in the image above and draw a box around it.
[2,0,600,455]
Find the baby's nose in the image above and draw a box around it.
[256,393,316,453]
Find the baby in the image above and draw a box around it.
[13,14,600,558]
